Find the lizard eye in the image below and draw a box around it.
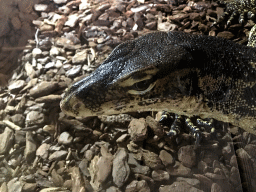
[128,79,156,95]
[134,79,152,91]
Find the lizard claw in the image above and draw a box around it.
[194,131,202,146]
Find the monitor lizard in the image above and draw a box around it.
[60,0,256,137]
[60,29,256,135]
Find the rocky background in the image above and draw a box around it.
[0,0,40,86]
[1,0,256,191]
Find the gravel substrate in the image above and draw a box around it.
[1,0,256,191]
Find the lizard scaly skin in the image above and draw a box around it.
[60,31,256,135]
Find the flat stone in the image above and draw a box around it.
[146,116,164,137]
[98,13,109,20]
[51,169,64,187]
[10,114,25,127]
[0,182,7,192]
[166,161,192,176]
[4,105,16,114]
[193,174,213,188]
[125,180,150,192]
[88,155,101,190]
[45,62,55,69]
[152,170,170,181]
[106,186,121,192]
[81,14,93,23]
[26,111,45,126]
[205,172,226,180]
[56,56,67,61]
[79,159,90,177]
[72,50,88,64]
[159,181,203,192]
[43,125,55,135]
[189,12,201,21]
[0,127,14,154]
[169,13,188,21]
[134,12,143,29]
[50,46,60,56]
[145,21,157,30]
[22,175,36,183]
[72,167,89,192]
[55,60,63,68]
[25,103,45,113]
[211,183,224,192]
[97,4,111,12]
[141,149,163,169]
[49,150,68,161]
[37,57,50,64]
[34,4,48,12]
[131,5,150,13]
[88,41,97,47]
[55,37,73,47]
[29,81,58,98]
[97,153,113,183]
[0,98,6,110]
[112,20,122,29]
[65,65,82,77]
[58,5,72,14]
[159,150,175,166]
[217,31,235,40]
[21,78,37,93]
[38,38,53,49]
[63,64,71,70]
[158,22,178,31]
[32,48,42,58]
[178,145,197,168]
[22,183,37,192]
[7,178,22,192]
[85,150,94,161]
[2,120,21,131]
[93,20,111,27]
[112,148,130,187]
[58,132,73,145]
[126,18,134,27]
[65,14,79,28]
[24,131,37,163]
[35,94,62,103]
[8,80,26,93]
[128,118,148,142]
[65,32,81,44]
[54,0,67,4]
[176,177,201,187]
[32,20,42,26]
[79,0,90,10]
[36,143,50,159]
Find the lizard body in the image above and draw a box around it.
[60,31,256,135]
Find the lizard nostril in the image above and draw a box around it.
[73,102,82,110]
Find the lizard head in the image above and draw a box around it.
[60,30,256,136]
[60,32,197,117]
